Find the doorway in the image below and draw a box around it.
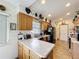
[59,25,69,41]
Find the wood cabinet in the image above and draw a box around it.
[18,43,23,59]
[23,45,30,59]
[18,43,29,59]
[18,12,33,30]
[41,21,49,31]
[18,42,53,59]
[30,51,40,59]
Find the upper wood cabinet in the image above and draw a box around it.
[18,12,33,30]
[41,21,49,31]
[73,16,79,26]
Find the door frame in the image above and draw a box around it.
[59,24,69,41]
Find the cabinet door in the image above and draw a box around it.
[25,16,33,30]
[29,16,33,30]
[41,21,48,31]
[18,13,26,30]
[23,45,30,59]
[21,13,27,30]
[30,51,40,59]
[18,12,33,30]
[18,43,23,59]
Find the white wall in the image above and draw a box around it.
[0,0,19,59]
[55,19,74,40]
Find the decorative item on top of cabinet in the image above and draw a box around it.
[17,12,33,30]
[35,13,38,17]
[0,5,6,11]
[39,14,44,19]
[25,7,31,14]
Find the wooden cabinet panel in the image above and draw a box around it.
[30,51,40,59]
[23,46,29,59]
[21,13,27,30]
[18,12,33,30]
[41,21,49,31]
[18,43,30,59]
[23,51,29,59]
[18,43,23,59]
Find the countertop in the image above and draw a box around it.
[38,35,50,39]
[71,38,79,43]
[19,38,55,58]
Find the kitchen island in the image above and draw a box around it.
[71,38,79,59]
[18,38,55,59]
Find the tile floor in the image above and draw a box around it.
[53,40,72,59]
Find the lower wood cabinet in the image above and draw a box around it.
[18,43,30,59]
[18,43,23,59]
[30,51,40,59]
[18,43,53,59]
[23,45,30,59]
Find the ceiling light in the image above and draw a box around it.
[66,3,71,7]
[66,12,70,15]
[41,0,46,4]
[48,14,51,17]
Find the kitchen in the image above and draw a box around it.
[0,0,79,59]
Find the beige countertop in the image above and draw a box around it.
[19,38,55,58]
[71,38,79,43]
[38,35,50,39]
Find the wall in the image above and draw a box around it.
[0,0,19,59]
[55,19,74,40]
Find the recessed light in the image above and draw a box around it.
[48,14,51,17]
[41,0,46,4]
[66,3,71,7]
[66,12,70,15]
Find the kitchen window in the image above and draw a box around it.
[32,19,41,34]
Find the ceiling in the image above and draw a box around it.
[20,0,36,7]
[30,0,79,20]
[1,0,79,21]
